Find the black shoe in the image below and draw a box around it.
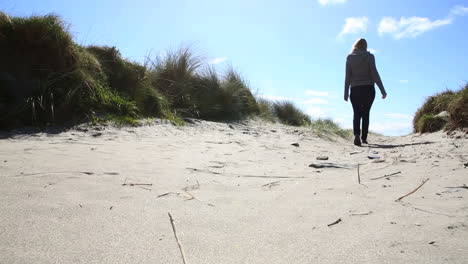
[354,136,361,146]
[362,139,368,144]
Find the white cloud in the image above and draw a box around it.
[338,17,369,38]
[304,90,329,97]
[318,0,347,5]
[384,113,413,120]
[333,117,352,129]
[378,16,451,39]
[258,94,297,101]
[368,48,378,54]
[303,98,329,105]
[450,5,468,16]
[378,5,468,39]
[398,79,409,83]
[306,106,326,118]
[209,57,228,64]
[370,121,412,136]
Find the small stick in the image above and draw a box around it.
[157,192,180,198]
[262,181,280,189]
[122,183,153,186]
[327,218,342,227]
[358,163,361,184]
[395,178,429,202]
[370,171,401,180]
[14,171,95,177]
[444,184,468,190]
[168,212,188,264]
[412,206,454,217]
[350,211,373,216]
[184,191,196,201]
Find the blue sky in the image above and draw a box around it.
[2,0,467,135]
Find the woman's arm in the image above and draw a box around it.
[344,60,351,101]
[369,54,387,96]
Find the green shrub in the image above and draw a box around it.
[273,101,311,126]
[413,90,456,132]
[148,47,202,115]
[0,12,170,127]
[417,114,447,133]
[0,13,80,126]
[256,97,276,122]
[189,67,225,119]
[217,68,259,120]
[447,84,468,129]
[87,45,168,117]
[413,84,468,133]
[148,49,259,121]
[309,119,352,139]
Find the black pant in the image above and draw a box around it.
[350,85,375,140]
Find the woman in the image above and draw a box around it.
[344,38,387,146]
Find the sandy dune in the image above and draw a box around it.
[1,120,467,263]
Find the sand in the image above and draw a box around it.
[1,120,467,263]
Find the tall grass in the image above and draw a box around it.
[256,98,276,122]
[272,101,311,126]
[0,12,351,136]
[310,118,353,138]
[413,84,468,133]
[147,49,259,120]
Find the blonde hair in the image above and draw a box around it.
[352,38,367,52]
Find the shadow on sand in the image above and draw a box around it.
[0,125,76,140]
[367,141,435,149]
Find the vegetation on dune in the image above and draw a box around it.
[310,118,353,138]
[447,84,468,129]
[272,101,311,126]
[147,49,259,121]
[0,12,350,137]
[416,114,447,133]
[413,84,468,133]
[256,98,276,122]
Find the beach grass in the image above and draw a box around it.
[413,84,467,133]
[0,12,352,135]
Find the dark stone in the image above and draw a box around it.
[316,156,329,160]
[291,143,300,147]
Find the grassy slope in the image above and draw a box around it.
[0,12,351,138]
[413,84,468,133]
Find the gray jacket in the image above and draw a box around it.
[344,49,386,99]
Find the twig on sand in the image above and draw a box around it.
[444,184,468,190]
[183,191,196,201]
[395,178,429,202]
[261,181,280,189]
[157,192,181,198]
[412,206,454,217]
[168,212,188,264]
[122,183,153,187]
[357,163,361,184]
[14,171,94,177]
[327,218,342,227]
[350,211,373,216]
[370,171,401,180]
